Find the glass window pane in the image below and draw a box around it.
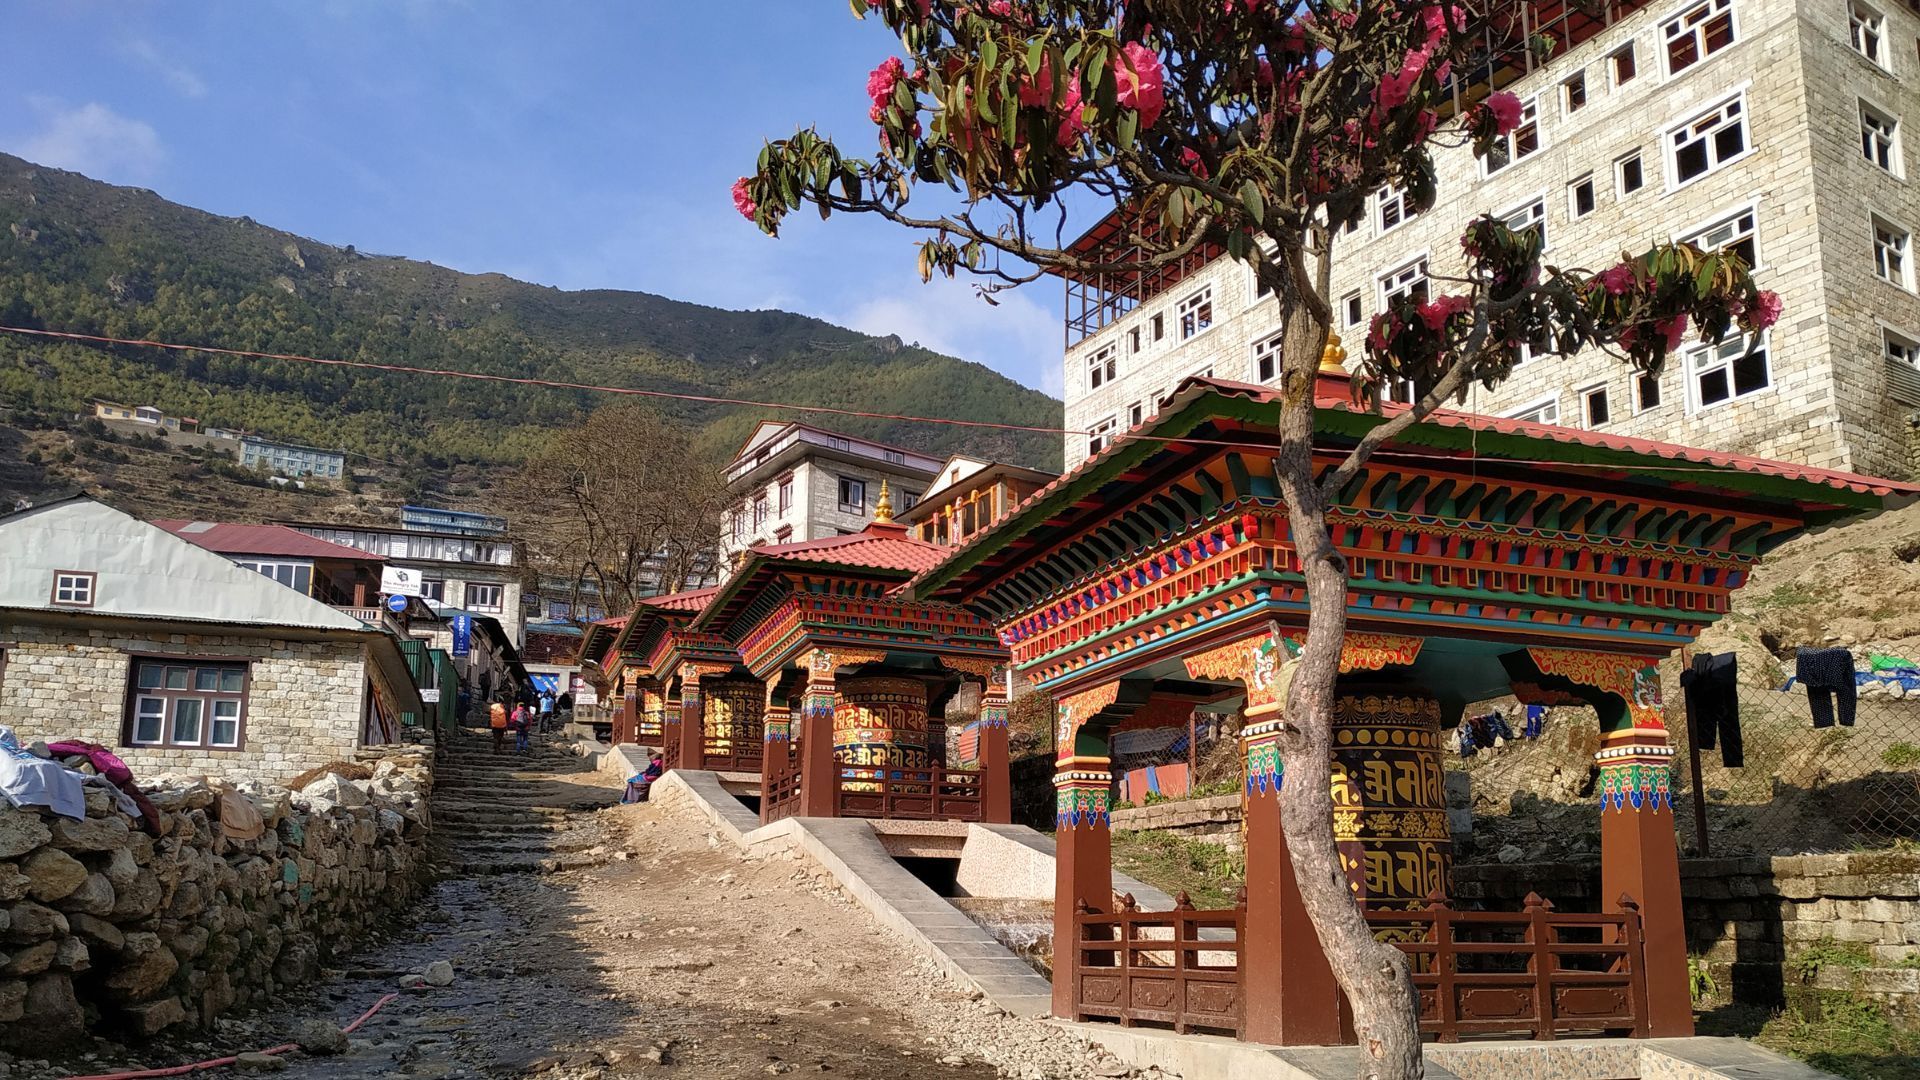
[136,664,163,690]
[221,668,245,693]
[171,699,203,744]
[1699,369,1731,405]
[211,701,240,746]
[195,668,220,691]
[165,667,189,690]
[1734,348,1770,395]
[134,699,165,742]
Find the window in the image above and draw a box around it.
[1508,398,1561,424]
[1342,291,1364,328]
[777,476,794,514]
[1569,174,1597,218]
[838,477,866,514]
[1150,313,1166,342]
[882,449,906,465]
[826,436,850,451]
[1617,150,1646,195]
[127,658,247,749]
[468,583,504,613]
[1127,326,1142,353]
[1128,401,1145,426]
[1563,71,1588,114]
[1088,416,1118,455]
[1861,101,1902,175]
[1252,330,1284,383]
[1484,95,1541,175]
[1688,334,1770,406]
[1662,0,1736,75]
[1679,209,1758,273]
[50,571,95,607]
[420,578,446,602]
[899,489,919,511]
[1667,96,1747,185]
[728,510,744,541]
[1876,215,1912,288]
[1177,288,1215,339]
[1086,342,1119,389]
[1611,43,1638,85]
[1636,372,1664,412]
[1886,328,1920,367]
[774,526,793,543]
[234,559,313,596]
[753,495,769,528]
[1581,385,1612,427]
[1376,185,1417,233]
[1253,266,1274,299]
[1851,1,1886,67]
[1499,198,1548,251]
[1378,258,1431,307]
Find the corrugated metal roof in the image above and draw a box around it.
[152,519,385,561]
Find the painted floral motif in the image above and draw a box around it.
[1244,736,1283,796]
[1056,785,1111,830]
[1598,758,1672,813]
[1529,647,1668,730]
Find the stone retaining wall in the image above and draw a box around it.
[0,741,433,1048]
[1110,795,1244,852]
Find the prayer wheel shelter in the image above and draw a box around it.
[694,488,1015,825]
[906,371,1915,1047]
[608,587,764,776]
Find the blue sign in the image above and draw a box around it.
[451,614,472,658]
[386,593,409,614]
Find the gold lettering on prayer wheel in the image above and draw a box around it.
[834,676,931,791]
[704,679,763,757]
[1329,683,1451,919]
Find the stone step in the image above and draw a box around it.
[451,834,605,855]
[438,851,618,876]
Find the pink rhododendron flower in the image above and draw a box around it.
[868,56,906,114]
[990,0,1012,13]
[1417,294,1472,332]
[1485,91,1523,135]
[1750,289,1783,329]
[1658,313,1689,352]
[731,177,756,221]
[1598,264,1635,295]
[1114,42,1166,128]
[1018,54,1054,107]
[1180,147,1209,179]
[1056,78,1086,147]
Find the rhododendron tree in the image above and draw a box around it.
[736,4,1774,1074]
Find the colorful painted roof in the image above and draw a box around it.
[152,520,385,562]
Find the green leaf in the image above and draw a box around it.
[1025,39,1045,78]
[1240,181,1265,226]
[1166,189,1186,229]
[1116,106,1137,148]
[981,36,998,71]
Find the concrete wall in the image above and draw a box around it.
[1,625,368,784]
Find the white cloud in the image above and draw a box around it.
[836,277,1064,397]
[120,40,208,99]
[16,100,165,182]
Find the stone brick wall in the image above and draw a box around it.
[0,624,368,785]
[1111,794,1245,853]
[0,743,431,1047]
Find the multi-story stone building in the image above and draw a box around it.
[720,421,941,569]
[281,519,527,646]
[1059,0,1920,479]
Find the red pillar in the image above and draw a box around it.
[677,665,705,772]
[1239,709,1344,1046]
[979,681,1012,824]
[798,671,838,818]
[1052,757,1113,1019]
[662,690,682,770]
[618,690,637,746]
[759,700,791,823]
[1598,733,1693,1036]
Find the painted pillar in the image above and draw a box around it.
[677,664,706,771]
[662,688,683,770]
[798,667,838,818]
[759,697,792,823]
[1239,706,1344,1046]
[978,679,1012,825]
[1598,731,1691,1036]
[618,688,638,746]
[1052,757,1113,1020]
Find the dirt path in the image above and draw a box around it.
[27,733,1150,1080]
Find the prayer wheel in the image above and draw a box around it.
[704,679,763,757]
[833,676,930,782]
[1329,682,1451,911]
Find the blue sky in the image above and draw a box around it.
[2,1,1070,396]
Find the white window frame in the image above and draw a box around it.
[1506,396,1561,425]
[838,476,867,514]
[1634,371,1664,414]
[1616,150,1647,197]
[1659,0,1737,77]
[1177,287,1215,341]
[467,583,505,613]
[1497,195,1549,253]
[1377,256,1431,309]
[1610,42,1639,87]
[51,571,95,607]
[419,577,446,603]
[1677,203,1760,271]
[1851,0,1889,71]
[1376,185,1417,234]
[1482,94,1543,177]
[1685,332,1772,411]
[1568,173,1597,219]
[1874,212,1914,290]
[1579,383,1612,428]
[234,558,314,595]
[1562,70,1588,115]
[1127,400,1145,427]
[1664,92,1750,191]
[1086,341,1119,390]
[1341,290,1365,328]
[1860,98,1904,177]
[1251,329,1285,383]
[1088,415,1119,456]
[1885,326,1920,368]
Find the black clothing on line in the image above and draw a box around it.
[1796,647,1857,729]
[1680,651,1743,767]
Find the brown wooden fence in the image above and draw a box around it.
[700,739,762,774]
[1072,891,1246,1037]
[835,767,984,821]
[1363,893,1650,1042]
[763,746,801,823]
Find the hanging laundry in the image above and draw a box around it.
[1455,722,1477,758]
[1522,705,1547,740]
[46,739,164,835]
[1487,713,1516,743]
[1796,647,1858,729]
[0,727,84,820]
[1680,652,1743,767]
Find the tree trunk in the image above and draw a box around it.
[1270,316,1424,1079]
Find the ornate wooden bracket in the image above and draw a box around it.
[1527,647,1667,731]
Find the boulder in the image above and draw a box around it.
[0,813,51,860]
[54,873,115,917]
[4,902,68,942]
[293,774,368,814]
[0,866,31,904]
[48,815,130,853]
[109,868,162,920]
[103,932,179,1002]
[10,974,83,1048]
[121,995,190,1037]
[236,1052,286,1071]
[21,849,87,903]
[53,936,89,973]
[423,960,454,987]
[2,941,56,977]
[0,978,25,1023]
[68,911,125,952]
[292,1016,348,1055]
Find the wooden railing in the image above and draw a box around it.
[701,737,762,774]
[762,745,801,823]
[1364,893,1650,1042]
[661,723,681,771]
[834,766,984,821]
[1072,891,1245,1037]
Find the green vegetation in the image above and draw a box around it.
[0,152,1062,478]
[1687,956,1719,1005]
[1753,581,1821,609]
[1793,939,1876,980]
[1108,830,1244,910]
[1703,999,1920,1080]
[1883,743,1920,768]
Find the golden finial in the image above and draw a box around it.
[1320,332,1348,374]
[874,479,895,523]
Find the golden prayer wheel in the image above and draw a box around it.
[704,679,763,757]
[1329,682,1451,914]
[834,676,930,788]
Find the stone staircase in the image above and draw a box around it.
[431,729,625,876]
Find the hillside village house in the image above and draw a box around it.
[720,421,941,570]
[90,400,198,433]
[281,519,527,646]
[1059,0,1920,479]
[0,495,425,782]
[238,437,346,480]
[898,454,1056,547]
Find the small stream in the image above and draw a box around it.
[948,897,1056,977]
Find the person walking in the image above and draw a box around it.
[538,691,555,733]
[489,699,508,753]
[511,702,533,753]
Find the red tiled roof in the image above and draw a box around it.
[591,616,629,628]
[748,523,951,574]
[639,587,719,614]
[152,520,385,562]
